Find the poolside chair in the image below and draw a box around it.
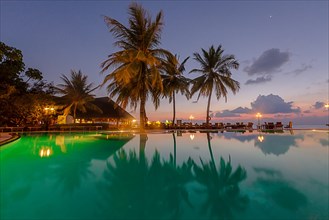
[215,122,224,129]
[275,122,283,130]
[225,123,233,129]
[246,122,253,130]
[267,122,275,129]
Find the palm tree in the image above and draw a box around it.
[161,54,190,125]
[190,45,240,126]
[55,70,100,123]
[101,3,170,130]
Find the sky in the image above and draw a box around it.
[1,0,328,125]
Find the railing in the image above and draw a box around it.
[0,127,25,132]
[0,125,103,133]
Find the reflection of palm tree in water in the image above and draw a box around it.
[192,132,249,220]
[100,133,193,219]
[53,160,93,194]
[173,132,177,167]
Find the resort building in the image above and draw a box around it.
[74,97,135,126]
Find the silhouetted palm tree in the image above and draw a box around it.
[99,134,194,219]
[55,70,100,122]
[192,133,248,219]
[162,54,190,125]
[190,45,240,126]
[101,3,171,130]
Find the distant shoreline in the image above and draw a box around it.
[290,125,329,129]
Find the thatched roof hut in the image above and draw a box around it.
[75,97,135,123]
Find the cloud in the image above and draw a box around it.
[245,76,272,85]
[287,64,312,75]
[250,94,301,114]
[303,110,311,114]
[244,48,290,75]
[313,101,325,109]
[213,107,251,118]
[214,110,240,118]
[274,114,293,118]
[231,107,252,114]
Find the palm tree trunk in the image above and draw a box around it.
[73,104,77,124]
[172,91,176,126]
[206,90,212,127]
[139,64,147,131]
[140,94,146,131]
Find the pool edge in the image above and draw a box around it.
[0,133,21,146]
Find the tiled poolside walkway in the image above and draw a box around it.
[0,133,18,146]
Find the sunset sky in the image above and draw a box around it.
[1,0,328,125]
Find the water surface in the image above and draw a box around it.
[1,130,328,220]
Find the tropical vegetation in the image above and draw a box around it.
[101,2,171,130]
[0,3,241,130]
[54,70,101,123]
[0,42,55,127]
[190,45,240,127]
[161,54,190,125]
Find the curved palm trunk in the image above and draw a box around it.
[140,96,146,131]
[139,64,147,131]
[73,103,77,124]
[172,91,176,126]
[206,90,212,127]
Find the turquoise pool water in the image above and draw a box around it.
[0,130,328,220]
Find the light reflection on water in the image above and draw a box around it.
[0,130,328,220]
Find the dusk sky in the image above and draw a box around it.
[1,0,328,125]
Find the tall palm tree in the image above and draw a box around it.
[101,3,170,130]
[55,70,100,123]
[161,54,190,125]
[190,45,240,126]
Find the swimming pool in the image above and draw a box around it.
[1,130,328,220]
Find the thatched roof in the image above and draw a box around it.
[76,97,135,120]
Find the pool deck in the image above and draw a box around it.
[0,133,20,146]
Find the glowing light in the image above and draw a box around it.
[132,119,137,123]
[39,147,53,158]
[189,115,194,120]
[325,104,329,109]
[190,134,195,140]
[256,113,262,129]
[165,120,172,125]
[257,135,264,142]
[147,121,151,125]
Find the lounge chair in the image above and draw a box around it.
[267,122,275,129]
[246,122,254,130]
[275,122,283,130]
